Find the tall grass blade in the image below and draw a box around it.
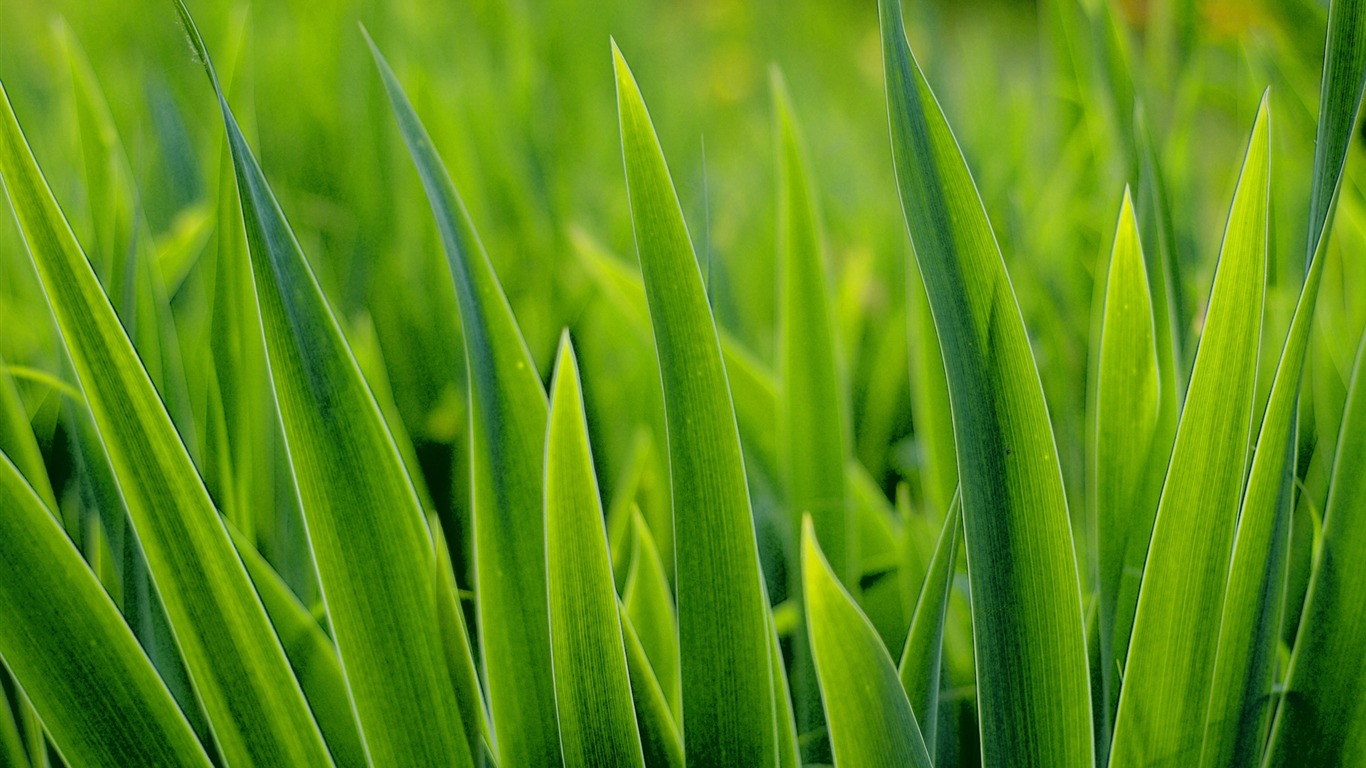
[366,36,562,766]
[175,7,472,765]
[613,40,777,765]
[620,607,686,768]
[546,333,646,767]
[878,1,1094,763]
[0,454,212,768]
[0,74,332,768]
[229,528,368,768]
[625,509,681,724]
[898,491,961,759]
[1110,94,1271,767]
[1092,190,1163,745]
[0,356,57,511]
[1264,330,1366,765]
[802,517,932,767]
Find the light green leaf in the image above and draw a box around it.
[175,8,472,765]
[1092,189,1164,742]
[803,517,932,767]
[613,40,777,765]
[546,333,646,768]
[899,491,961,760]
[433,517,494,763]
[620,607,686,768]
[878,1,1094,763]
[0,453,212,768]
[1264,329,1366,765]
[625,509,681,725]
[0,355,56,511]
[1110,94,1271,768]
[773,70,851,587]
[0,70,332,768]
[228,527,368,768]
[366,35,562,766]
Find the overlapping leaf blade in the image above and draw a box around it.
[878,0,1093,764]
[0,453,212,768]
[366,36,562,767]
[175,7,471,765]
[614,40,777,766]
[803,517,932,767]
[0,73,332,768]
[624,510,681,724]
[899,491,961,760]
[546,334,646,767]
[1110,94,1270,768]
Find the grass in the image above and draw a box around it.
[0,0,1365,765]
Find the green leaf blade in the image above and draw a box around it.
[366,36,562,767]
[0,454,212,768]
[899,492,962,759]
[877,2,1094,764]
[803,518,932,768]
[546,333,647,768]
[174,9,473,765]
[613,41,777,766]
[0,74,332,768]
[1110,94,1271,768]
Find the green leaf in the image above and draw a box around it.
[175,8,471,765]
[1092,189,1164,742]
[905,257,957,518]
[613,40,777,765]
[228,527,368,768]
[546,333,647,768]
[0,355,56,511]
[1265,329,1366,764]
[366,34,562,766]
[802,517,933,767]
[433,517,495,763]
[1304,0,1366,263]
[0,453,212,768]
[0,71,332,768]
[773,70,851,587]
[625,509,682,725]
[878,1,1094,764]
[899,491,961,760]
[1109,94,1271,768]
[620,607,686,768]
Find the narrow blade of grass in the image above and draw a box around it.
[1110,94,1271,767]
[898,491,961,760]
[802,517,932,767]
[613,40,777,765]
[620,607,687,768]
[546,333,646,767]
[175,7,472,765]
[433,518,494,762]
[1092,189,1163,745]
[1264,329,1366,764]
[228,527,368,768]
[0,73,332,768]
[625,509,681,725]
[0,453,212,768]
[0,355,57,511]
[366,36,562,766]
[878,1,1094,763]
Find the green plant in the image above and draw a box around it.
[0,0,1364,765]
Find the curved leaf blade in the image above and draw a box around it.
[0,74,331,768]
[1110,94,1271,768]
[877,1,1094,764]
[625,509,681,725]
[803,517,932,767]
[899,491,962,759]
[0,453,212,768]
[613,41,776,766]
[175,8,472,765]
[366,35,561,766]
